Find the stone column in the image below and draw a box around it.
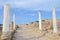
[10,22,13,32]
[52,7,57,33]
[38,11,42,31]
[13,13,16,30]
[1,4,10,40]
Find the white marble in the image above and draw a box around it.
[13,13,16,30]
[2,4,10,32]
[52,7,57,33]
[38,11,42,31]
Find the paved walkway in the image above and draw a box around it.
[13,26,58,40]
[13,27,46,40]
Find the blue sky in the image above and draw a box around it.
[0,0,60,24]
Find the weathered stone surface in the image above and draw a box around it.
[13,14,16,30]
[38,11,42,31]
[13,26,59,40]
[1,4,10,40]
[1,32,11,40]
[10,22,14,32]
[52,7,57,33]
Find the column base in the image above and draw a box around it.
[1,32,11,40]
[52,32,58,40]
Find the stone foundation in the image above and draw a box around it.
[1,32,11,40]
[1,31,15,40]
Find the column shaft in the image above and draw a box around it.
[38,12,42,31]
[52,7,57,33]
[1,4,10,40]
[13,14,16,30]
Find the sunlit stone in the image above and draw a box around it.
[1,4,10,39]
[38,11,42,31]
[52,7,57,33]
[13,13,16,30]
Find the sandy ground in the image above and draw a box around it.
[0,31,2,40]
[13,25,60,40]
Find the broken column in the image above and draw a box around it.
[38,11,42,31]
[10,22,14,32]
[13,13,16,31]
[52,7,57,33]
[1,4,10,39]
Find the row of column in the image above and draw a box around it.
[1,4,57,39]
[1,4,16,40]
[39,7,57,33]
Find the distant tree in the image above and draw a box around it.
[42,20,45,22]
[36,21,39,23]
[26,24,28,25]
[31,22,33,24]
[0,24,2,26]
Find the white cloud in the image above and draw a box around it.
[0,0,60,11]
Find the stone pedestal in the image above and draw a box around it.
[1,32,11,40]
[52,33,58,40]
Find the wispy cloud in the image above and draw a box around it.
[0,0,60,11]
[0,0,60,24]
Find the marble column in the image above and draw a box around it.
[13,13,16,30]
[1,4,10,39]
[52,7,57,33]
[38,11,42,31]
